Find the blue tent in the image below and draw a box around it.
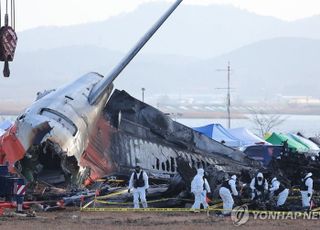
[193,123,242,147]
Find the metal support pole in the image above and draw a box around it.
[216,62,232,128]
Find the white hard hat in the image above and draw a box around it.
[231,175,237,180]
[271,177,277,183]
[257,172,263,178]
[305,172,313,178]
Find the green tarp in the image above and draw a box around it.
[287,133,320,156]
[265,132,309,153]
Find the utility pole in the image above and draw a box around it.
[141,87,145,102]
[227,62,231,129]
[216,61,232,128]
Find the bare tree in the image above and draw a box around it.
[249,109,288,137]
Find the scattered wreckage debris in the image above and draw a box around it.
[0,0,184,187]
[0,0,261,200]
[267,151,320,190]
[0,0,320,215]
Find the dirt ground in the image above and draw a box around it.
[0,208,319,230]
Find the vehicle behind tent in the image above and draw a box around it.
[241,144,283,166]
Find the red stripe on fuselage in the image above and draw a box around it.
[81,117,116,185]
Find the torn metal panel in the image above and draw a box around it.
[80,117,116,185]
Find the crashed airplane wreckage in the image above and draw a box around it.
[0,0,262,201]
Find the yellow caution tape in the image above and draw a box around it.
[311,207,320,212]
[95,179,125,183]
[82,200,95,209]
[85,195,320,209]
[82,191,320,214]
[94,198,194,205]
[82,198,222,210]
[81,206,320,215]
[109,180,126,183]
[96,189,128,199]
[82,208,195,212]
[205,202,223,209]
[92,195,318,206]
[95,179,107,182]
[81,197,320,215]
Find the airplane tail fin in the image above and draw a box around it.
[88,0,183,105]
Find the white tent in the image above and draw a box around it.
[228,127,271,146]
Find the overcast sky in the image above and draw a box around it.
[12,0,320,31]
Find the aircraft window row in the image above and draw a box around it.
[154,157,177,172]
[170,157,175,172]
[181,153,208,169]
[156,158,160,170]
[152,154,210,173]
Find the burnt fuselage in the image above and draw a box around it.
[0,0,186,186]
[80,90,260,184]
[1,0,261,187]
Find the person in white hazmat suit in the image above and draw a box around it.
[191,168,211,210]
[128,165,149,209]
[300,172,313,209]
[250,172,268,200]
[269,177,289,207]
[219,175,238,215]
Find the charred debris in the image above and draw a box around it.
[1,0,320,212]
[16,89,260,202]
[12,90,320,210]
